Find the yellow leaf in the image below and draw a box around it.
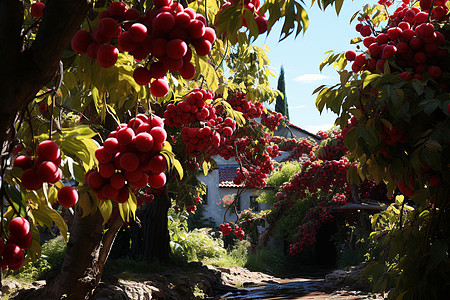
[99,200,113,225]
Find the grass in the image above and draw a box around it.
[8,236,66,284]
[245,248,289,276]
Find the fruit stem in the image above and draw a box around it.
[215,38,229,71]
[427,0,435,23]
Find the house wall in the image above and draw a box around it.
[197,167,269,226]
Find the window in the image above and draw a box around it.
[250,196,260,212]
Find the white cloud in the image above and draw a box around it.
[304,123,336,134]
[293,74,329,83]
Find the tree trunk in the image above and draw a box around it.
[12,207,122,300]
[129,190,171,262]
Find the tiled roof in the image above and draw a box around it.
[218,166,242,188]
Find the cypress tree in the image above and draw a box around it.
[275,65,289,120]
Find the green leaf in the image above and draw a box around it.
[202,161,211,176]
[334,0,344,15]
[425,139,442,152]
[424,100,440,115]
[363,74,381,89]
[128,191,137,220]
[196,56,219,92]
[78,191,97,217]
[118,201,130,223]
[99,200,113,225]
[173,158,184,180]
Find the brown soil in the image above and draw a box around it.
[4,263,385,299]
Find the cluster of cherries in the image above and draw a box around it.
[13,141,80,208]
[287,158,352,199]
[164,89,216,127]
[85,114,167,203]
[71,0,216,97]
[289,194,348,255]
[13,140,62,191]
[315,131,348,161]
[346,0,449,83]
[261,111,286,132]
[0,217,33,271]
[284,138,316,161]
[219,223,233,235]
[226,91,264,119]
[164,88,237,157]
[228,131,278,189]
[219,223,245,240]
[218,0,268,35]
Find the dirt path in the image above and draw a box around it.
[209,265,384,300]
[4,263,385,299]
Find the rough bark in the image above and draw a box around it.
[0,0,90,159]
[130,190,171,262]
[12,209,124,300]
[93,215,124,288]
[12,208,103,300]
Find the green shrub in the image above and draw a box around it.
[245,248,287,275]
[202,239,249,268]
[9,236,66,283]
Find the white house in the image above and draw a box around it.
[198,122,320,226]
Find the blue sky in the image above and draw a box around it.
[255,1,366,133]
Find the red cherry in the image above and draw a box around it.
[166,39,188,60]
[21,168,43,190]
[9,217,30,240]
[427,66,442,79]
[3,243,24,270]
[255,16,268,34]
[345,50,356,61]
[150,126,167,146]
[95,147,113,164]
[98,17,120,38]
[37,161,59,183]
[37,140,60,162]
[129,23,148,42]
[58,186,79,208]
[148,172,166,189]
[87,171,104,189]
[13,156,33,170]
[133,67,152,86]
[116,188,130,203]
[97,45,119,68]
[150,78,170,97]
[118,31,139,52]
[110,173,126,190]
[135,132,155,152]
[117,127,135,145]
[193,38,212,56]
[120,152,140,172]
[188,19,206,39]
[31,2,45,18]
[179,62,196,79]
[149,155,167,174]
[153,12,175,33]
[108,1,127,17]
[71,30,92,55]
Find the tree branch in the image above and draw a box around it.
[0,0,91,165]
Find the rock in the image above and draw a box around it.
[2,279,21,295]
